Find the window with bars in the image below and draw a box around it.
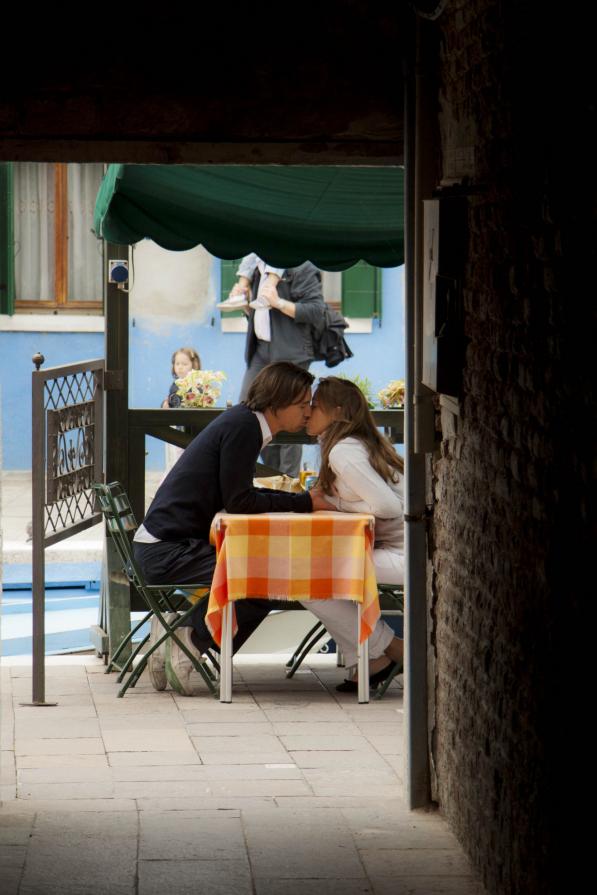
[0,163,104,314]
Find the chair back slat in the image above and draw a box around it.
[92,481,145,588]
[377,584,404,612]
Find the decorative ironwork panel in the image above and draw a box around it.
[32,362,105,542]
[47,402,96,503]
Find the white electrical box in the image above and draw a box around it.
[108,259,129,284]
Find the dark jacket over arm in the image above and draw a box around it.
[245,262,326,365]
[143,404,312,542]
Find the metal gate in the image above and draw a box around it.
[28,354,105,706]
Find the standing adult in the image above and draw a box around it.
[133,362,332,695]
[220,254,326,477]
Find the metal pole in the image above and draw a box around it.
[25,353,57,707]
[403,17,431,806]
[220,602,233,703]
[105,243,132,663]
[357,604,370,704]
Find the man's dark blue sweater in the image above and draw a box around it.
[143,403,312,543]
[135,403,313,655]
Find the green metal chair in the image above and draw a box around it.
[92,481,219,699]
[285,584,404,699]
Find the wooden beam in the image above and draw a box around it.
[54,163,68,304]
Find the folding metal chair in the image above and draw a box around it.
[92,481,218,698]
[285,583,404,699]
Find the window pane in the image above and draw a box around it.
[67,164,103,302]
[320,270,342,304]
[13,163,55,301]
[341,261,381,317]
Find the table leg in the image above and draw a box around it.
[220,602,233,703]
[357,604,370,704]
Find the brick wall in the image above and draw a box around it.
[429,3,595,893]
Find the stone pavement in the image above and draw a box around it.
[0,653,487,895]
[1,470,136,565]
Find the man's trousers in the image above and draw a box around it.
[134,539,286,654]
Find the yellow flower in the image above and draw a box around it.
[378,379,405,408]
[175,370,227,408]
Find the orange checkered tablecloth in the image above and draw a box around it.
[205,512,380,647]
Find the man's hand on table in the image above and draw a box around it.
[309,489,336,512]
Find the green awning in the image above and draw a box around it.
[94,164,404,271]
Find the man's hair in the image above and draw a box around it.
[245,362,315,412]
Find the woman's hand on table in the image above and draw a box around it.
[309,488,336,512]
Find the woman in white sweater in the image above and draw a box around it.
[304,377,404,692]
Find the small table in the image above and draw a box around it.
[206,512,380,703]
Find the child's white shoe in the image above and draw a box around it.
[216,294,248,311]
[248,294,270,310]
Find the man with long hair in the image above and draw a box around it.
[133,361,332,695]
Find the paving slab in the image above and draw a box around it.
[190,734,288,754]
[16,753,109,770]
[0,652,487,894]
[138,858,252,895]
[255,881,373,895]
[135,796,277,812]
[271,720,362,735]
[98,712,186,730]
[184,721,275,736]
[370,877,487,895]
[246,822,366,880]
[107,751,203,767]
[18,766,113,784]
[1,750,16,784]
[0,844,27,895]
[359,847,477,878]
[15,737,105,756]
[111,763,302,782]
[139,809,247,861]
[101,729,195,752]
[17,781,115,800]
[290,749,392,770]
[194,751,295,765]
[0,811,35,845]
[14,718,101,739]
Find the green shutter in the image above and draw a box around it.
[0,163,15,315]
[220,258,245,318]
[341,261,381,319]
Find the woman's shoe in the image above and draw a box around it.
[335,660,400,693]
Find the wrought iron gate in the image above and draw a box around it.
[29,354,105,706]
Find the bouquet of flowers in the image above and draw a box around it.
[174,369,227,408]
[377,378,405,408]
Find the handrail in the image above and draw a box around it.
[128,406,404,445]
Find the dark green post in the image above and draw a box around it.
[104,244,133,664]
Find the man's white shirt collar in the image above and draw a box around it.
[254,411,273,449]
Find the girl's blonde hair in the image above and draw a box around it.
[315,377,404,494]
[171,347,201,376]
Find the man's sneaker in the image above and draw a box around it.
[147,613,175,691]
[216,294,248,311]
[165,626,205,696]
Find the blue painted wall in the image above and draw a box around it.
[130,261,405,469]
[1,261,404,470]
[0,331,104,470]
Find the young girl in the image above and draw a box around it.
[162,346,201,408]
[162,347,201,473]
[304,376,404,692]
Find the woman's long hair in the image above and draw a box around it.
[315,377,404,494]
